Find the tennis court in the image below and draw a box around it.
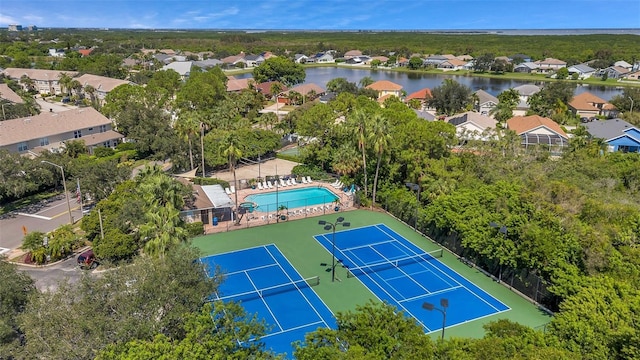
[199,244,335,355]
[314,224,510,334]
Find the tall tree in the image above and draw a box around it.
[350,109,370,197]
[221,133,243,224]
[369,113,391,205]
[253,57,305,86]
[0,259,36,357]
[427,79,472,116]
[174,111,201,170]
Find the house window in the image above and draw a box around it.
[103,141,111,147]
[88,127,94,131]
[39,137,49,146]
[74,130,82,138]
[17,142,28,152]
[100,124,107,133]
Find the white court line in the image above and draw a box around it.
[16,212,52,220]
[0,247,10,255]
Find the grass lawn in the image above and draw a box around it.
[191,209,551,339]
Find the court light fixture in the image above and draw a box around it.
[318,216,350,282]
[422,298,449,340]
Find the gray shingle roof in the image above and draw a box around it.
[475,89,498,105]
[584,118,638,140]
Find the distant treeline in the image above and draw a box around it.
[1,29,639,64]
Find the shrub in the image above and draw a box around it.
[93,147,115,158]
[192,177,229,187]
[185,222,204,237]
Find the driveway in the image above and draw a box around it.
[34,96,77,113]
[18,256,87,292]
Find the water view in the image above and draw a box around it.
[237,67,624,100]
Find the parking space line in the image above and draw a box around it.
[0,248,10,255]
[16,213,52,220]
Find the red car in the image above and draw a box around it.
[77,249,97,270]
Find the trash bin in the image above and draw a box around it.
[212,217,219,226]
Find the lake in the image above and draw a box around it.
[237,66,624,100]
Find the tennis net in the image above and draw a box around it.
[346,249,443,278]
[213,276,320,302]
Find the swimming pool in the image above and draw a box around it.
[245,187,339,213]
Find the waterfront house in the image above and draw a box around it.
[474,89,499,116]
[534,58,567,73]
[365,80,403,99]
[513,62,539,73]
[512,84,541,116]
[569,92,617,118]
[506,115,568,153]
[597,66,630,79]
[405,88,432,109]
[567,63,596,79]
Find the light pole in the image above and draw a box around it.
[422,298,449,340]
[629,96,634,113]
[405,182,421,231]
[318,217,350,282]
[489,221,508,282]
[41,160,73,224]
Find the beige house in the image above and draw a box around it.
[75,74,131,104]
[534,58,567,73]
[0,83,24,104]
[507,115,568,153]
[568,92,617,118]
[3,68,78,95]
[446,111,497,141]
[0,107,123,154]
[365,80,403,99]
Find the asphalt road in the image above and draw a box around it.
[0,195,85,256]
[18,256,87,292]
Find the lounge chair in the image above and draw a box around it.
[257,182,264,190]
[280,179,287,187]
[291,178,298,185]
[330,179,339,187]
[230,186,236,193]
[301,177,308,184]
[286,179,293,186]
[267,181,274,189]
[306,176,313,183]
[333,181,343,189]
[224,187,232,195]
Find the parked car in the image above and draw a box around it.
[77,249,97,270]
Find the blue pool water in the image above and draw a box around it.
[245,187,339,212]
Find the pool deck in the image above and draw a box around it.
[204,181,355,234]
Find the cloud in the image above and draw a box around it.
[0,14,18,25]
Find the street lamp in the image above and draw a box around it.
[422,298,449,340]
[405,182,421,231]
[318,217,350,282]
[41,160,73,224]
[489,221,508,282]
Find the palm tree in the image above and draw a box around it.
[70,79,82,98]
[58,73,73,97]
[175,111,200,170]
[351,109,370,197]
[20,75,36,93]
[369,113,391,205]
[221,133,243,225]
[84,84,97,108]
[140,204,187,258]
[332,143,362,177]
[270,82,283,116]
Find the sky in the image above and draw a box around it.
[1,0,639,30]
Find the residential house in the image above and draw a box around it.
[221,53,247,68]
[506,114,569,152]
[0,107,123,154]
[344,50,363,59]
[567,63,596,79]
[161,61,193,81]
[368,56,389,65]
[345,56,371,65]
[74,74,131,104]
[0,83,24,104]
[179,184,233,226]
[568,92,617,118]
[437,59,467,71]
[474,89,498,116]
[78,48,93,57]
[193,58,223,69]
[365,80,403,100]
[423,55,449,67]
[255,81,288,98]
[405,88,432,109]
[534,58,567,73]
[294,54,309,64]
[260,51,276,60]
[2,68,78,95]
[412,109,436,121]
[226,77,252,92]
[598,66,630,79]
[614,60,633,70]
[513,62,539,73]
[446,111,497,141]
[623,70,640,81]
[509,54,532,63]
[456,55,474,62]
[153,53,174,65]
[280,83,325,104]
[512,84,541,116]
[244,54,265,68]
[306,52,334,63]
[583,118,640,153]
[48,48,65,57]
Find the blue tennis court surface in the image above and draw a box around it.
[314,224,510,334]
[199,244,335,357]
